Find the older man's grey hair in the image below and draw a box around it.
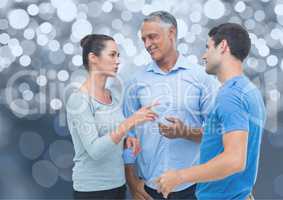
[143,11,178,40]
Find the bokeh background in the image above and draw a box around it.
[0,0,283,199]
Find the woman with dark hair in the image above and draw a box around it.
[66,34,157,199]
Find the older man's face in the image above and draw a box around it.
[141,21,175,62]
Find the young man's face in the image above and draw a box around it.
[202,37,222,75]
[141,21,175,62]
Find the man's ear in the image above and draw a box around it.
[220,39,230,54]
[169,26,177,40]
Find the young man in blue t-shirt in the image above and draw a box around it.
[155,23,266,200]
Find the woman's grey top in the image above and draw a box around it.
[66,89,126,192]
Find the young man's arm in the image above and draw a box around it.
[156,130,248,198]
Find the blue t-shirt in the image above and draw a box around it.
[196,75,266,200]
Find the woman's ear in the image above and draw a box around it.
[88,52,98,65]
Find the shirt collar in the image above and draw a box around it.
[146,53,192,75]
[222,75,245,88]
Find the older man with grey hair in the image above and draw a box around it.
[123,11,219,200]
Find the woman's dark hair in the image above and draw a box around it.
[208,23,251,62]
[80,34,114,70]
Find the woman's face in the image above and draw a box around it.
[90,40,120,77]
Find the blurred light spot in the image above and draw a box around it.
[281,59,283,71]
[8,38,19,47]
[22,89,34,101]
[36,75,47,86]
[39,22,52,34]
[37,34,49,46]
[49,140,74,169]
[39,2,55,20]
[113,33,125,44]
[229,16,242,24]
[247,57,259,70]
[48,40,60,52]
[32,160,58,188]
[0,46,15,69]
[57,70,69,82]
[8,9,30,30]
[10,45,23,57]
[122,38,137,57]
[10,99,30,118]
[190,11,202,23]
[270,28,282,40]
[72,55,83,66]
[19,131,44,160]
[178,43,189,55]
[234,1,246,13]
[102,1,113,13]
[266,55,278,66]
[244,19,256,30]
[188,55,198,64]
[133,50,151,66]
[191,24,202,35]
[257,43,270,57]
[121,11,132,21]
[240,6,254,19]
[0,19,9,30]
[112,19,123,30]
[269,89,281,101]
[275,4,283,16]
[204,0,225,19]
[19,55,31,67]
[76,11,87,20]
[254,10,265,22]
[87,1,102,18]
[63,43,74,55]
[27,4,39,16]
[70,69,88,85]
[18,82,30,93]
[71,19,93,40]
[50,98,63,110]
[124,0,145,12]
[0,0,8,9]
[96,27,111,36]
[23,28,35,40]
[177,19,188,39]
[56,1,77,22]
[185,32,196,43]
[0,33,10,45]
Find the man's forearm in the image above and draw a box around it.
[178,151,244,184]
[125,164,139,188]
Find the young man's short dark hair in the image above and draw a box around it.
[208,23,251,62]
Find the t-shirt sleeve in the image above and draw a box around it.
[217,91,249,134]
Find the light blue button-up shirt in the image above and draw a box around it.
[123,54,219,191]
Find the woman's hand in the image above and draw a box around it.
[130,103,159,126]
